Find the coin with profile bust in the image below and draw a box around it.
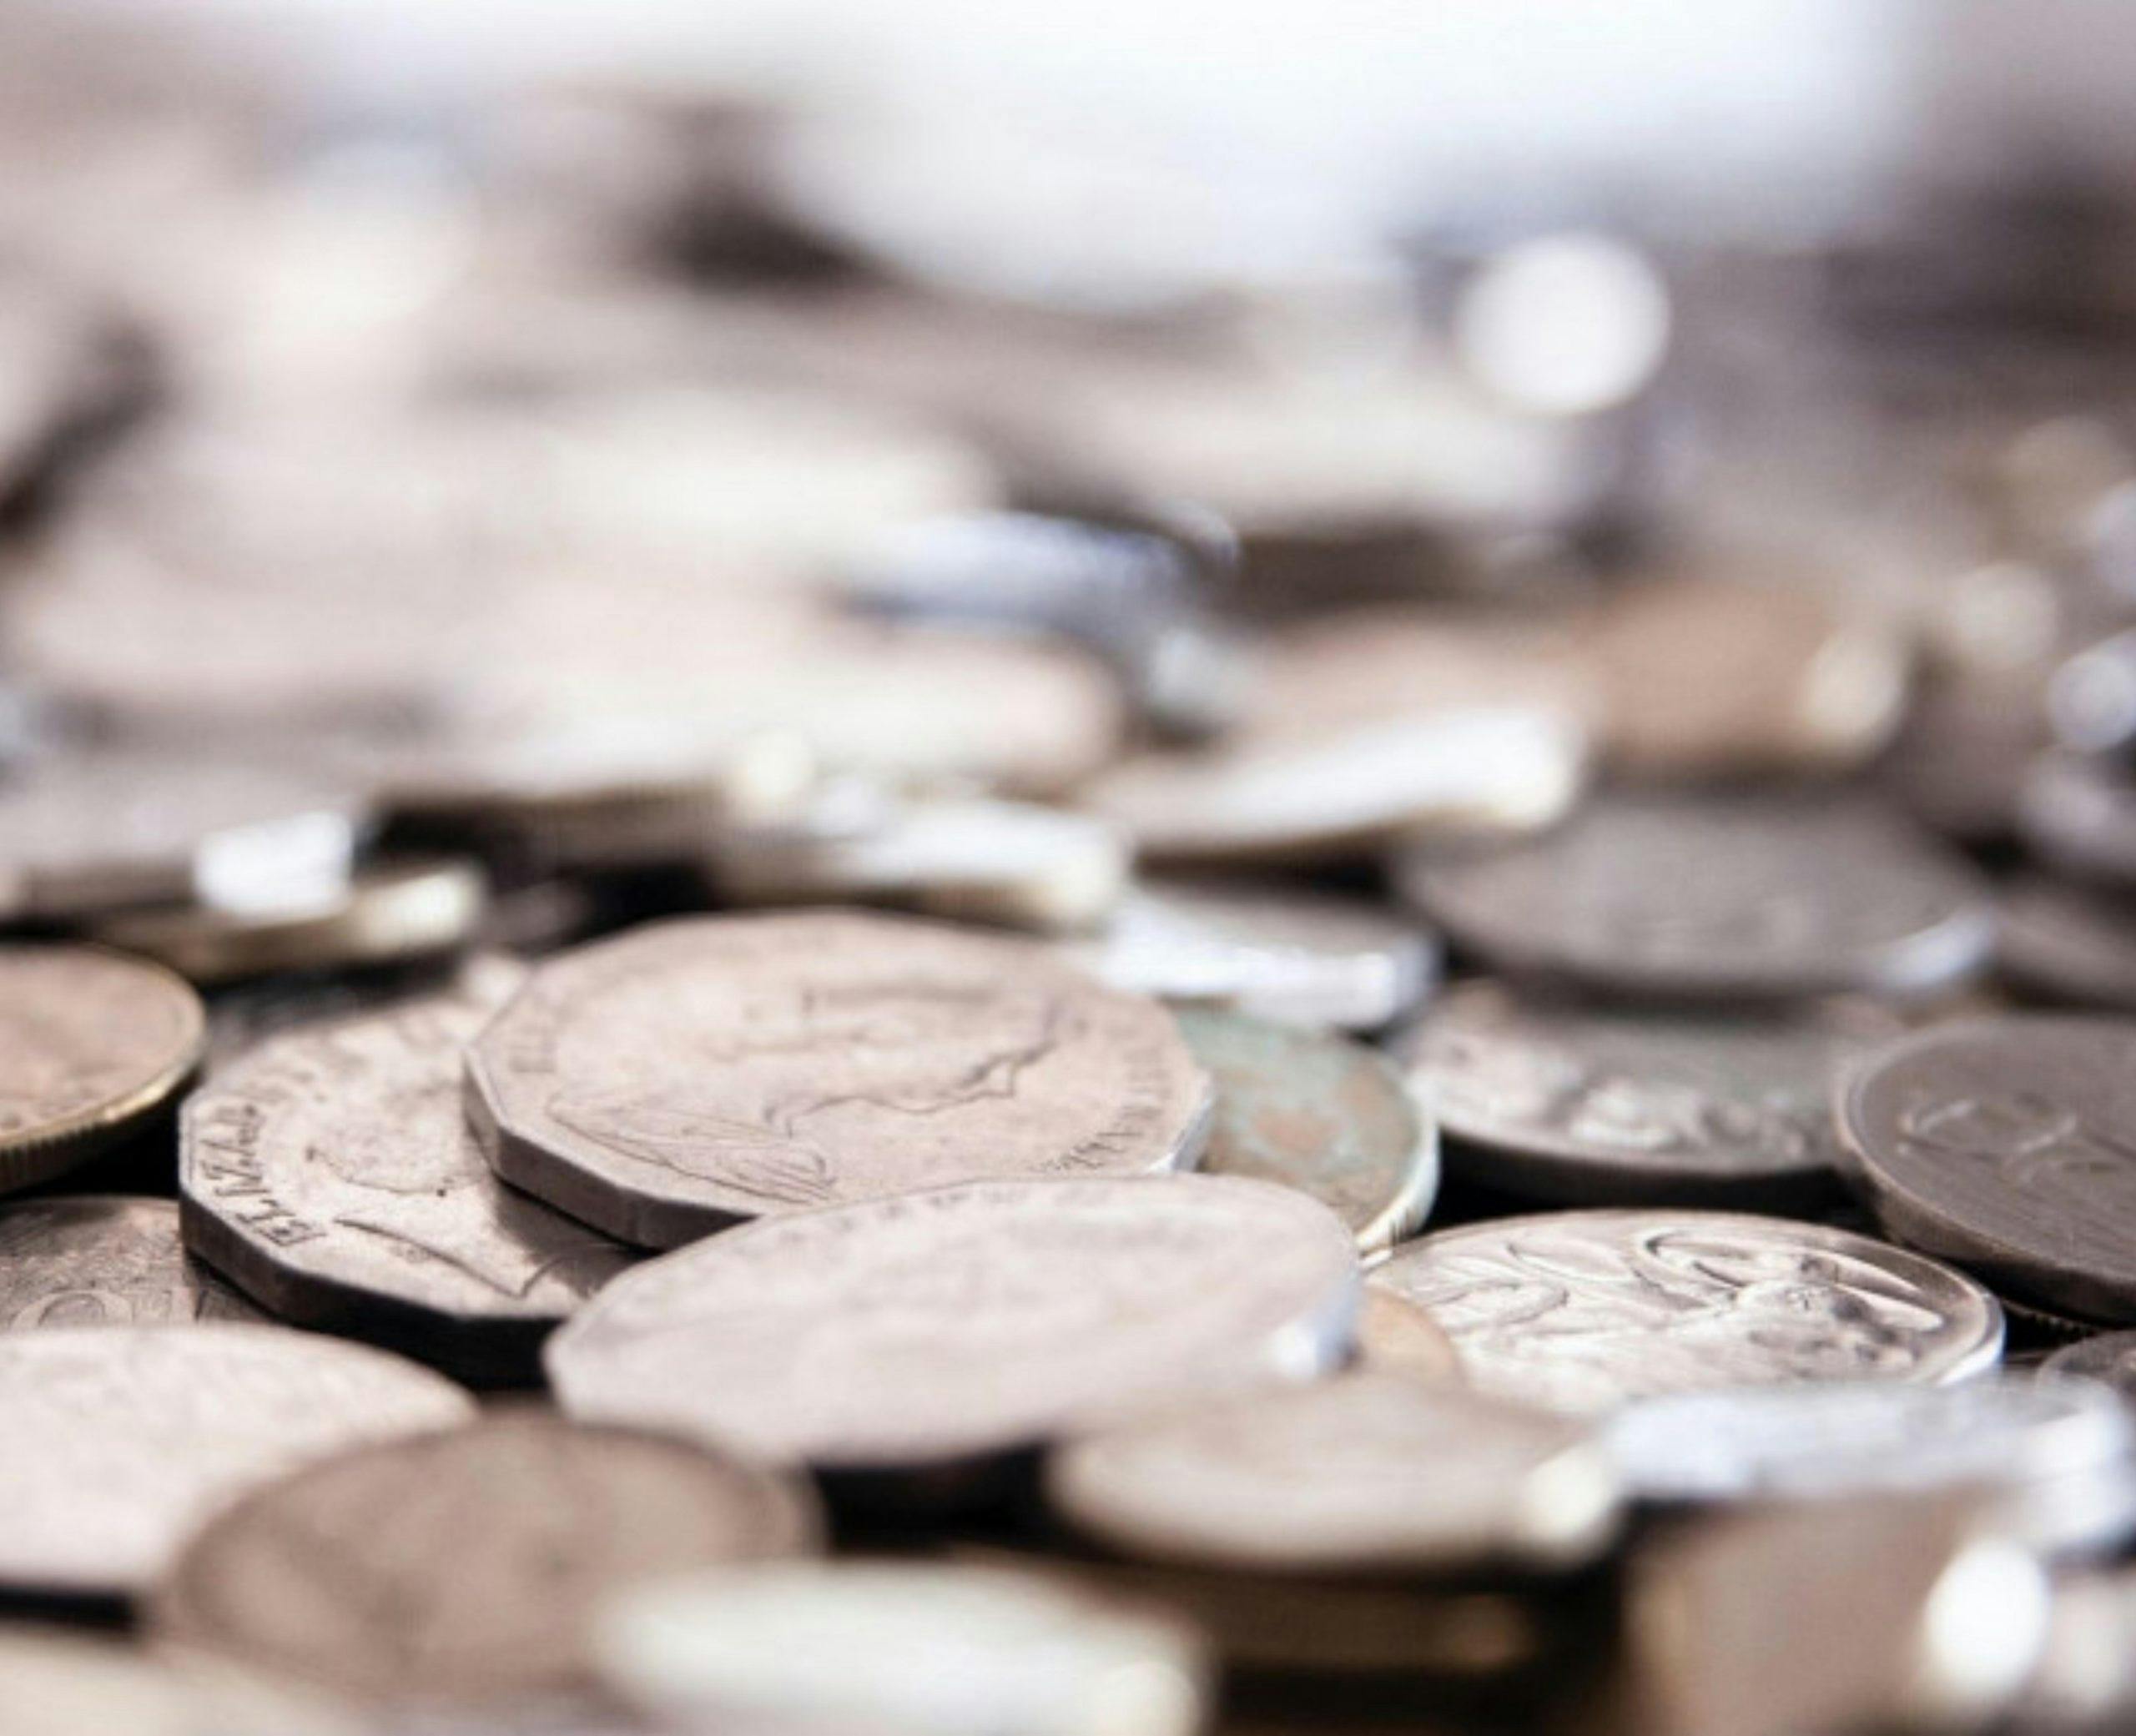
[0,1196,259,1331]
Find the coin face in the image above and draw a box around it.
[1998,878,2136,1009]
[1175,1008,1436,1251]
[0,945,206,1194]
[0,1196,259,1330]
[468,913,1213,1247]
[547,1175,1359,1472]
[184,990,636,1382]
[1393,982,1900,1208]
[1838,1016,2136,1324]
[153,1411,823,1704]
[1398,794,1994,1001]
[1367,1210,2004,1414]
[0,1325,473,1595]
[2045,1331,2136,1397]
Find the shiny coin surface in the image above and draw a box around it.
[2044,1331,2136,1398]
[1175,1008,1436,1251]
[468,913,1213,1248]
[184,988,635,1383]
[153,1411,823,1705]
[0,945,206,1194]
[1367,1209,2003,1414]
[1393,982,1900,1209]
[547,1175,1358,1472]
[1839,1016,2136,1325]
[1398,793,1994,1001]
[1997,877,2136,1009]
[0,1324,472,1596]
[0,1196,259,1329]
[1047,1372,1619,1576]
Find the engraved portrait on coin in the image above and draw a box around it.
[0,1197,259,1330]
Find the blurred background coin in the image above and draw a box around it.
[1353,1289,1468,1387]
[2019,752,2136,887]
[0,1626,357,1736]
[1998,878,2136,1009]
[2044,1330,2136,1398]
[0,1196,259,1330]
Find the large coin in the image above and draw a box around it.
[1838,1016,2136,1324]
[0,1196,259,1329]
[152,1411,822,1705]
[1997,877,2136,1009]
[1366,1210,2003,1414]
[546,1174,1358,1473]
[1174,1008,1436,1251]
[1397,793,1994,1001]
[0,1324,471,1596]
[0,944,205,1194]
[467,913,1213,1247]
[1392,982,1900,1209]
[184,988,635,1383]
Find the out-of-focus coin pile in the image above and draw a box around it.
[14,10,2136,1736]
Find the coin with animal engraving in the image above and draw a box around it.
[153,1411,822,1705]
[468,913,1213,1247]
[0,1324,472,1596]
[1839,1016,2136,1325]
[1393,982,1900,1209]
[547,1175,1358,1473]
[2045,1331,2136,1399]
[1366,1210,2003,1415]
[0,1196,259,1330]
[184,983,634,1383]
[0,945,206,1194]
[1398,793,1994,1001]
[1997,878,2136,1009]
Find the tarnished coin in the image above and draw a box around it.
[0,1627,356,1736]
[0,1196,259,1329]
[0,944,205,1194]
[1174,1008,1436,1251]
[1367,1210,2003,1414]
[1353,1289,1466,1386]
[547,1175,1358,1473]
[2044,1331,2136,1398]
[468,913,1213,1247]
[184,986,635,1383]
[153,1411,823,1705]
[1046,1373,1619,1577]
[0,1325,472,1596]
[1393,982,1901,1209]
[1398,793,1995,1001]
[1839,1016,2136,1325]
[2018,752,2136,886]
[1998,876,2136,1009]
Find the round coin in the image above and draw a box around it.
[2044,1331,2136,1399]
[2018,752,2136,886]
[546,1174,1359,1473]
[1366,1209,2004,1415]
[0,1196,259,1329]
[1997,877,2136,1009]
[467,913,1213,1248]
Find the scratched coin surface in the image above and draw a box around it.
[154,1411,823,1704]
[1175,1008,1436,1251]
[1397,793,1995,1001]
[1839,1016,2136,1325]
[0,945,207,1194]
[547,1175,1359,1472]
[0,1196,260,1330]
[1393,982,1900,1208]
[468,913,1213,1248]
[184,986,635,1382]
[1366,1210,2003,1415]
[0,1325,473,1595]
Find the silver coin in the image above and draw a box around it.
[0,1195,260,1330]
[547,1174,1358,1473]
[0,1627,356,1736]
[2045,1331,2136,1398]
[1367,1209,2004,1415]
[2020,752,2136,885]
[467,913,1213,1248]
[1997,876,2136,1009]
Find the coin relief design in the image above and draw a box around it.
[0,1197,260,1330]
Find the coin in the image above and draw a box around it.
[1366,1209,2004,1414]
[1046,1372,1619,1577]
[0,944,205,1194]
[1838,1016,2136,1325]
[547,1174,1358,1473]
[0,1324,472,1596]
[1999,878,2136,1009]
[1174,1007,1437,1251]
[1353,1289,1466,1386]
[1397,793,1995,1001]
[2018,752,2136,885]
[0,1196,259,1329]
[183,987,635,1383]
[2044,1331,2136,1397]
[0,1627,356,1736]
[152,1411,823,1705]
[1392,981,1901,1209]
[467,913,1213,1247]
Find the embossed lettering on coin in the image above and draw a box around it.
[0,1196,259,1330]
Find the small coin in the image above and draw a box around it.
[2018,752,2136,885]
[1397,793,1994,1002]
[0,1627,356,1736]
[1838,1016,2136,1325]
[0,944,206,1194]
[183,986,635,1383]
[1175,1007,1437,1251]
[1998,876,2136,1009]
[1366,1209,2004,1414]
[1353,1289,1466,1386]
[152,1411,823,1705]
[2044,1331,2136,1398]
[1046,1372,1620,1577]
[1392,981,1900,1209]
[0,1324,472,1596]
[0,1196,260,1330]
[547,1174,1358,1473]
[468,913,1213,1248]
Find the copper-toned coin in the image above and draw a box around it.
[1353,1289,1466,1386]
[1999,877,2136,1009]
[0,1196,259,1329]
[468,913,1212,1247]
